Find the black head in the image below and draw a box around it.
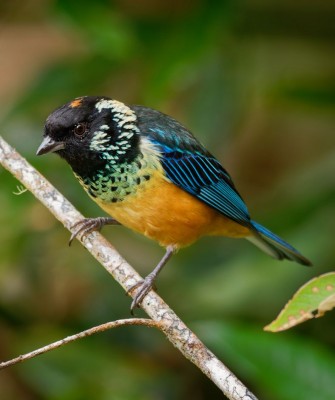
[37,96,140,178]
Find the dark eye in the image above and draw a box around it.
[73,122,88,138]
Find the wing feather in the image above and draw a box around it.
[158,144,251,227]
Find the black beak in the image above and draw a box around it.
[36,136,65,156]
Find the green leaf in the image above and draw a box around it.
[265,272,335,332]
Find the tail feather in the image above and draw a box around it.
[247,220,312,266]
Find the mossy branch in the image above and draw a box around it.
[0,136,257,400]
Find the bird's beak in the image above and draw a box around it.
[36,135,65,156]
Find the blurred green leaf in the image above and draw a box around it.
[265,272,335,332]
[278,83,335,107]
[55,0,137,60]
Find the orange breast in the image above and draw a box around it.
[95,171,251,248]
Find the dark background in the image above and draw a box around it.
[0,1,334,399]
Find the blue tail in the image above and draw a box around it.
[247,221,311,266]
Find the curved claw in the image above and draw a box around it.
[69,217,118,246]
[129,278,156,314]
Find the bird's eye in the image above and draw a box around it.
[73,123,88,138]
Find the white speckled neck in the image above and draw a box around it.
[95,99,140,139]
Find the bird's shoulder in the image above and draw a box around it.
[131,105,211,156]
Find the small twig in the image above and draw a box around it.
[0,318,162,370]
[12,184,28,195]
[0,136,258,400]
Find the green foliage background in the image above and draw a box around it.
[0,1,334,399]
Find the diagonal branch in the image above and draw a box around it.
[0,136,258,400]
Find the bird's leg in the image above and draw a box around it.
[130,245,176,313]
[69,217,120,245]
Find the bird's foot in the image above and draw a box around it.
[128,246,176,313]
[129,275,157,314]
[69,217,119,245]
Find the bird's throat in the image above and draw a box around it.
[74,150,162,204]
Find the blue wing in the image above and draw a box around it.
[132,105,252,228]
[157,144,252,227]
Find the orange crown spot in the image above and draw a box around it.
[70,98,83,108]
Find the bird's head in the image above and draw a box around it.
[37,96,140,177]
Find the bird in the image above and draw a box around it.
[36,96,311,311]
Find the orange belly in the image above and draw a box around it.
[95,171,251,248]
